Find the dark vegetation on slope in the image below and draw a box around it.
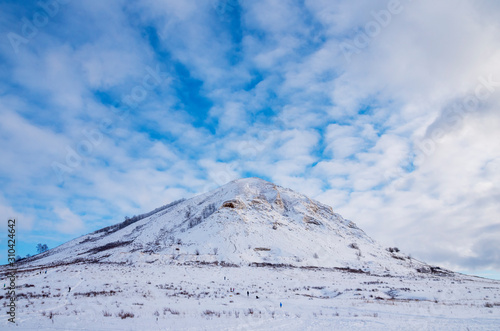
[92,199,186,236]
[186,203,217,229]
[80,240,134,255]
[7,199,186,266]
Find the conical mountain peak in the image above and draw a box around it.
[20,178,432,276]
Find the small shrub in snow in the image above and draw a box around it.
[203,310,220,317]
[349,243,359,250]
[117,310,134,319]
[73,290,117,297]
[188,216,202,228]
[163,307,179,315]
[202,203,217,218]
[102,310,112,317]
[185,207,192,219]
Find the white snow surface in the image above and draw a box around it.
[2,178,499,330]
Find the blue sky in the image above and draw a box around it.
[1,0,499,279]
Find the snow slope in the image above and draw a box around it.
[2,177,499,330]
[21,178,430,276]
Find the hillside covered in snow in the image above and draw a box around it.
[1,178,499,330]
[23,178,431,275]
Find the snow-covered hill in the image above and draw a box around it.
[2,178,500,330]
[23,178,430,276]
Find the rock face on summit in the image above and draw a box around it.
[23,178,430,276]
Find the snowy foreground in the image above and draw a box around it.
[2,262,499,330]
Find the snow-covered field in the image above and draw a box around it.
[2,262,499,330]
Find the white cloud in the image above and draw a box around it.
[318,108,500,270]
[0,197,35,232]
[53,206,85,235]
